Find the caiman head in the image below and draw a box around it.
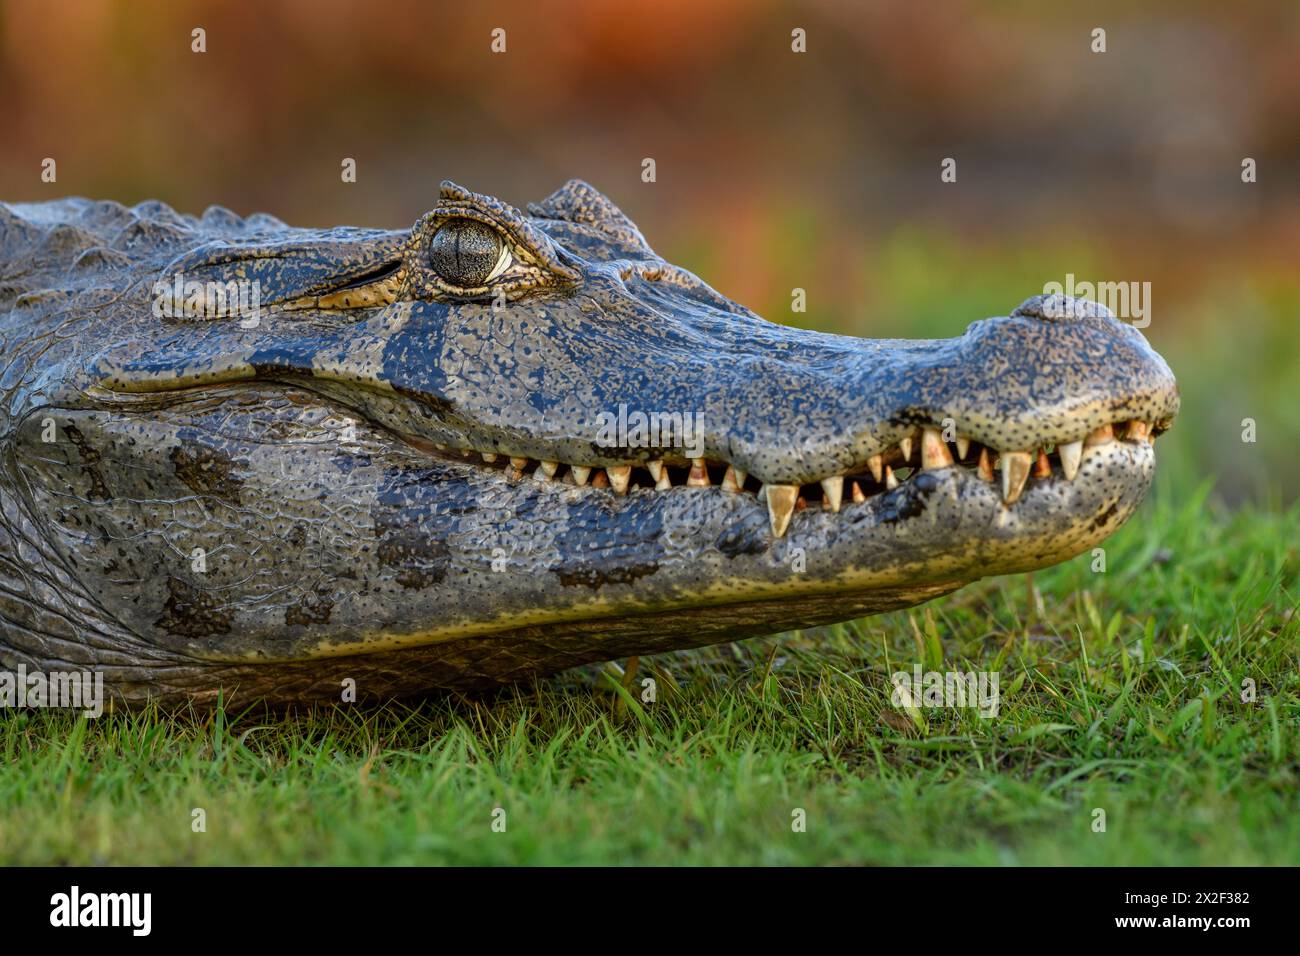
[5,181,1178,703]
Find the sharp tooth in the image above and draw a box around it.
[1058,440,1083,480]
[539,460,560,478]
[646,460,664,481]
[1033,449,1051,478]
[1127,420,1149,442]
[481,452,498,463]
[591,469,609,489]
[820,476,844,513]
[795,496,807,511]
[570,465,592,486]
[977,447,994,482]
[867,454,883,483]
[851,481,866,503]
[956,437,970,459]
[763,484,799,538]
[921,428,953,469]
[686,460,710,487]
[1084,423,1114,448]
[722,465,744,493]
[1000,451,1033,504]
[885,466,899,490]
[510,457,530,471]
[656,471,672,490]
[607,465,632,495]
[733,467,748,488]
[900,436,914,464]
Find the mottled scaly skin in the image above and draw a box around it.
[0,182,1178,705]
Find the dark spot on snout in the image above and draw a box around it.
[1091,501,1120,530]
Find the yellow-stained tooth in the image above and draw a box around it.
[885,466,899,490]
[921,428,953,469]
[851,481,866,503]
[607,465,632,495]
[820,476,844,513]
[1084,423,1114,448]
[764,484,799,538]
[867,454,883,483]
[1000,451,1033,504]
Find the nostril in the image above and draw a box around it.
[1012,293,1116,323]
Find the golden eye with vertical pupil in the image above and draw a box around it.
[428,219,512,287]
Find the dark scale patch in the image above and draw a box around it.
[375,526,451,589]
[285,590,334,626]
[1091,500,1121,531]
[879,472,938,524]
[331,451,372,473]
[61,423,110,499]
[556,562,659,589]
[169,442,245,500]
[715,519,770,558]
[154,576,232,637]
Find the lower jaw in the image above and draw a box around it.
[284,437,1154,662]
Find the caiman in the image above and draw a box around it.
[0,181,1178,705]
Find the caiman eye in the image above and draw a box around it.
[428,218,511,287]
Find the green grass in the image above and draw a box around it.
[1,480,1295,865]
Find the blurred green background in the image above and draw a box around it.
[2,0,1296,506]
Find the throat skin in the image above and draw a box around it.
[0,183,1178,705]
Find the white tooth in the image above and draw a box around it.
[1084,424,1114,448]
[956,437,970,459]
[820,476,844,513]
[539,460,560,478]
[607,465,632,495]
[733,467,747,488]
[646,460,664,481]
[722,465,744,493]
[851,481,866,503]
[900,436,914,463]
[656,471,672,490]
[1000,451,1033,504]
[1059,440,1082,480]
[764,484,799,538]
[921,428,953,469]
[570,465,591,486]
[867,454,883,483]
[686,460,710,487]
[481,452,498,463]
[885,466,899,490]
